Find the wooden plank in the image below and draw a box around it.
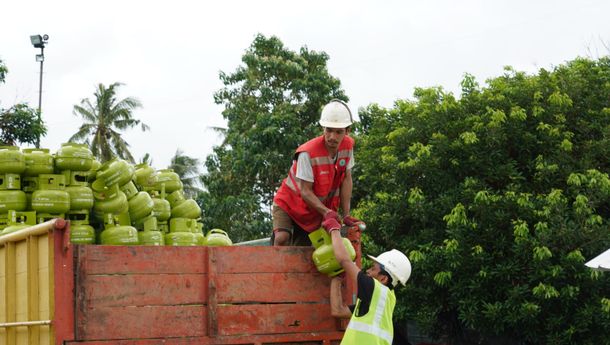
[54,223,75,345]
[64,331,345,344]
[207,248,218,337]
[5,242,16,344]
[81,273,207,307]
[28,235,40,345]
[216,303,339,336]
[66,339,208,345]
[211,246,318,274]
[79,245,208,274]
[215,272,330,304]
[76,305,207,340]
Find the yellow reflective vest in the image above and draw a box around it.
[341,279,396,345]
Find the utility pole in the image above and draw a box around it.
[30,34,49,148]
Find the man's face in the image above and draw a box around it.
[366,263,389,285]
[323,127,348,150]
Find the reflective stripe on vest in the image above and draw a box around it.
[341,279,395,345]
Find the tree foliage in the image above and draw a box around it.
[70,82,148,162]
[168,149,202,199]
[0,59,46,146]
[198,34,347,241]
[354,58,610,344]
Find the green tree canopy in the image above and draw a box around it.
[198,34,347,241]
[354,58,610,344]
[0,59,46,146]
[69,82,148,162]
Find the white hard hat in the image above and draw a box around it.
[319,99,353,128]
[368,249,412,287]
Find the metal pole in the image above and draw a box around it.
[36,45,44,148]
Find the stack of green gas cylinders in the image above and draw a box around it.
[0,144,233,246]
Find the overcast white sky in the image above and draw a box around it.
[1,0,609,170]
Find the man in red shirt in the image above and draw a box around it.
[272,99,361,246]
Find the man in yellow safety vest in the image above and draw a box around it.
[323,216,412,345]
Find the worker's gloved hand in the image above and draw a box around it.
[322,217,341,233]
[342,215,361,227]
[323,210,340,222]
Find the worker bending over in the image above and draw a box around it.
[272,99,361,246]
[324,215,412,345]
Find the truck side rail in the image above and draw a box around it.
[0,218,74,345]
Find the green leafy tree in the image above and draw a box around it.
[0,60,7,82]
[69,82,148,162]
[199,34,347,241]
[355,58,610,344]
[0,59,46,146]
[168,149,201,199]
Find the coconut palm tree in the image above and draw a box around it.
[69,82,149,162]
[169,149,202,198]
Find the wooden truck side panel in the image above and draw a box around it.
[73,241,346,344]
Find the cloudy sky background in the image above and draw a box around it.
[1,0,609,170]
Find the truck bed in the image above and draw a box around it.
[1,220,356,345]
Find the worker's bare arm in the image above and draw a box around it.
[330,230,359,287]
[299,179,331,216]
[330,277,352,318]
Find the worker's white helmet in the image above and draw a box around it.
[319,99,353,128]
[368,249,412,287]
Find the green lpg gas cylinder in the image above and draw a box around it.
[23,148,54,176]
[66,186,94,211]
[134,163,157,188]
[165,232,195,246]
[193,223,206,246]
[70,224,96,244]
[88,159,102,182]
[62,170,89,186]
[166,190,185,207]
[308,228,356,277]
[169,217,193,232]
[120,181,138,199]
[32,190,70,213]
[138,230,164,246]
[0,146,26,174]
[0,210,36,236]
[166,218,195,245]
[193,232,206,246]
[171,199,201,219]
[95,158,134,187]
[100,225,139,245]
[0,173,21,190]
[155,169,183,193]
[93,190,128,219]
[128,191,154,221]
[22,177,38,192]
[67,210,91,225]
[134,214,158,231]
[1,223,30,235]
[0,190,27,213]
[55,143,93,171]
[152,197,171,222]
[205,229,233,247]
[31,174,70,214]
